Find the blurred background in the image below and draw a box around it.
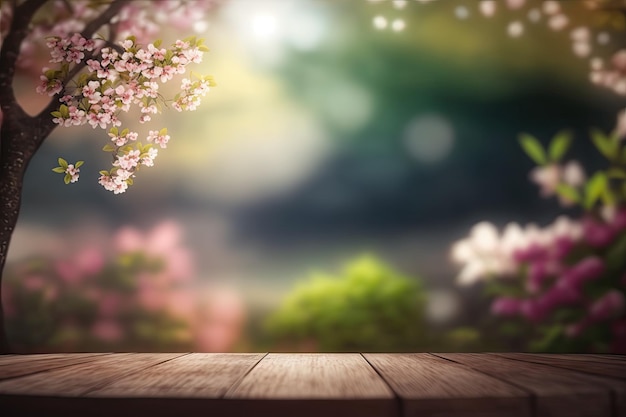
[4,0,626,353]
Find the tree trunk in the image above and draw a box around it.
[0,119,32,353]
[0,0,131,353]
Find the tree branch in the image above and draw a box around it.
[81,0,130,40]
[36,0,131,123]
[0,0,48,110]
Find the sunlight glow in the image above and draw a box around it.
[252,14,278,40]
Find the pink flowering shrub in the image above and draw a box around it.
[2,221,246,353]
[452,125,626,353]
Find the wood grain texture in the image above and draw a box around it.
[0,353,111,380]
[436,353,619,417]
[364,353,530,417]
[1,353,625,417]
[225,353,397,417]
[496,353,626,380]
[0,353,185,396]
[90,353,265,397]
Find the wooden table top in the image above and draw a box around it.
[0,353,625,417]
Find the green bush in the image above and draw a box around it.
[265,255,429,351]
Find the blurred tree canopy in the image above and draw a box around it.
[265,255,428,351]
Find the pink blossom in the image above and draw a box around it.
[520,299,547,322]
[115,149,141,170]
[589,290,625,321]
[141,147,158,167]
[147,130,170,149]
[55,260,83,285]
[114,226,144,253]
[91,319,123,342]
[98,292,124,317]
[609,208,626,232]
[558,256,605,290]
[565,319,589,338]
[74,247,104,276]
[583,217,615,248]
[491,297,521,316]
[526,262,548,294]
[23,275,46,291]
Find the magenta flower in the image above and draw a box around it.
[583,217,615,248]
[589,290,625,321]
[491,297,522,316]
[558,256,605,290]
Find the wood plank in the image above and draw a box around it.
[588,354,626,361]
[522,353,626,366]
[0,353,185,396]
[0,352,110,369]
[0,353,111,380]
[0,354,60,363]
[225,353,397,417]
[436,353,621,417]
[364,353,530,417]
[89,353,265,397]
[496,353,626,379]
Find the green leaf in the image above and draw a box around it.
[57,157,68,169]
[121,128,129,137]
[518,133,547,165]
[59,105,69,118]
[52,167,66,173]
[606,234,626,273]
[556,184,581,204]
[590,128,618,161]
[126,178,134,186]
[51,111,63,118]
[102,144,116,152]
[99,170,109,176]
[601,187,616,206]
[75,161,84,168]
[109,127,119,136]
[199,45,210,52]
[584,172,607,210]
[64,174,71,184]
[159,127,168,136]
[607,168,626,179]
[548,130,572,162]
[153,39,162,48]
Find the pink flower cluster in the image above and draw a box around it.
[65,164,80,183]
[36,32,212,193]
[5,220,246,352]
[2,1,215,74]
[453,207,626,352]
[590,52,626,96]
[173,77,213,112]
[98,132,159,194]
[529,161,585,206]
[466,0,615,94]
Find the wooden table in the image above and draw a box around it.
[0,353,625,417]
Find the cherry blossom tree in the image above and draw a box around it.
[0,0,217,352]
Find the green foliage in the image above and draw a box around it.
[590,128,620,162]
[584,172,608,210]
[548,130,572,162]
[519,133,547,165]
[521,127,626,210]
[265,255,428,352]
